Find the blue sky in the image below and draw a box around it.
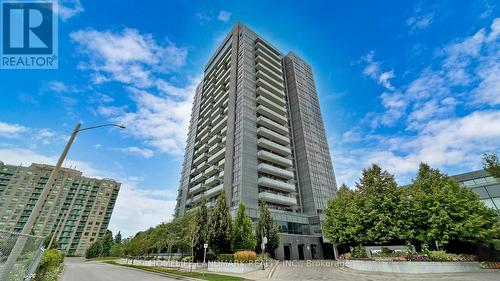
[0,0,499,236]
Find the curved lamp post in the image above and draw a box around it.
[0,123,125,280]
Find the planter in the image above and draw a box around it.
[119,259,199,270]
[344,260,487,273]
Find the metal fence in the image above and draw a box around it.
[0,229,45,281]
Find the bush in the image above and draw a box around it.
[181,256,193,262]
[350,246,368,259]
[234,250,257,262]
[217,254,234,262]
[427,251,477,261]
[33,249,64,281]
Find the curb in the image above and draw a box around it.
[267,261,279,279]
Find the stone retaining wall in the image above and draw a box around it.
[344,260,485,273]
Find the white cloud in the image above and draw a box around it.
[70,28,187,87]
[362,51,395,91]
[120,146,154,158]
[56,0,84,21]
[217,11,232,23]
[0,147,175,237]
[71,27,199,155]
[339,17,500,185]
[406,13,434,30]
[0,122,28,137]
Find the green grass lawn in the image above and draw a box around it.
[103,261,245,281]
[89,256,121,261]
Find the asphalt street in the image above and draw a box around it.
[60,258,178,281]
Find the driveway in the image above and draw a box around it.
[60,258,178,281]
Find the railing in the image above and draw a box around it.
[0,229,45,281]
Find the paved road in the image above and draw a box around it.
[60,258,178,281]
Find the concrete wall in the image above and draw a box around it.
[274,234,324,260]
[344,260,486,273]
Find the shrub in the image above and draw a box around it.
[427,251,464,261]
[33,249,64,281]
[181,256,193,262]
[350,246,368,259]
[217,254,234,262]
[234,250,257,262]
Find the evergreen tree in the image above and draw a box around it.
[114,231,122,244]
[208,193,232,254]
[101,230,114,256]
[85,239,103,258]
[232,203,256,251]
[256,203,280,256]
[193,200,209,260]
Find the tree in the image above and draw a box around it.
[114,231,122,244]
[322,184,365,245]
[101,230,114,257]
[208,193,232,254]
[483,153,500,178]
[43,233,60,250]
[193,200,210,260]
[409,163,500,247]
[256,203,279,256]
[232,203,256,251]
[85,239,103,258]
[355,164,407,244]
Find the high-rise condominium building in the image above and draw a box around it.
[0,161,120,255]
[175,22,337,260]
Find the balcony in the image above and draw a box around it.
[208,134,222,146]
[258,192,297,206]
[186,193,204,206]
[256,61,283,82]
[255,48,282,70]
[256,95,286,115]
[205,165,221,176]
[208,142,224,154]
[257,138,291,156]
[208,148,225,164]
[257,105,288,125]
[257,116,289,136]
[214,93,229,109]
[193,153,209,166]
[189,183,208,195]
[205,184,224,198]
[256,78,285,98]
[206,174,221,187]
[257,163,294,179]
[256,86,286,106]
[257,150,293,168]
[256,70,284,91]
[211,116,228,134]
[256,40,281,60]
[199,130,212,143]
[257,127,290,146]
[258,177,296,193]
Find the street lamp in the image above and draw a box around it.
[0,123,125,280]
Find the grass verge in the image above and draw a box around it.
[89,256,121,261]
[103,261,245,281]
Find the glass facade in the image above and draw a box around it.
[452,170,500,211]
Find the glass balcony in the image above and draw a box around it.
[211,116,228,134]
[205,165,221,176]
[257,116,289,135]
[256,40,281,61]
[205,183,224,198]
[258,177,295,193]
[256,70,284,91]
[256,78,285,98]
[257,127,290,146]
[193,152,209,166]
[257,150,293,167]
[257,105,288,125]
[189,183,208,195]
[255,48,282,70]
[258,192,297,206]
[256,95,287,115]
[257,138,291,156]
[208,148,225,164]
[257,163,294,179]
[256,86,286,106]
[256,61,283,82]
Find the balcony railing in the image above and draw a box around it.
[257,138,291,156]
[257,150,293,168]
[257,116,289,136]
[257,163,294,179]
[258,177,296,193]
[258,192,297,206]
[257,127,290,146]
[257,105,288,125]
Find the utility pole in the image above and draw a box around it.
[0,123,124,280]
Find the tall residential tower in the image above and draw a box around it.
[175,23,337,260]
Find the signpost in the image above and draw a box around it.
[203,243,208,264]
[261,236,267,270]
